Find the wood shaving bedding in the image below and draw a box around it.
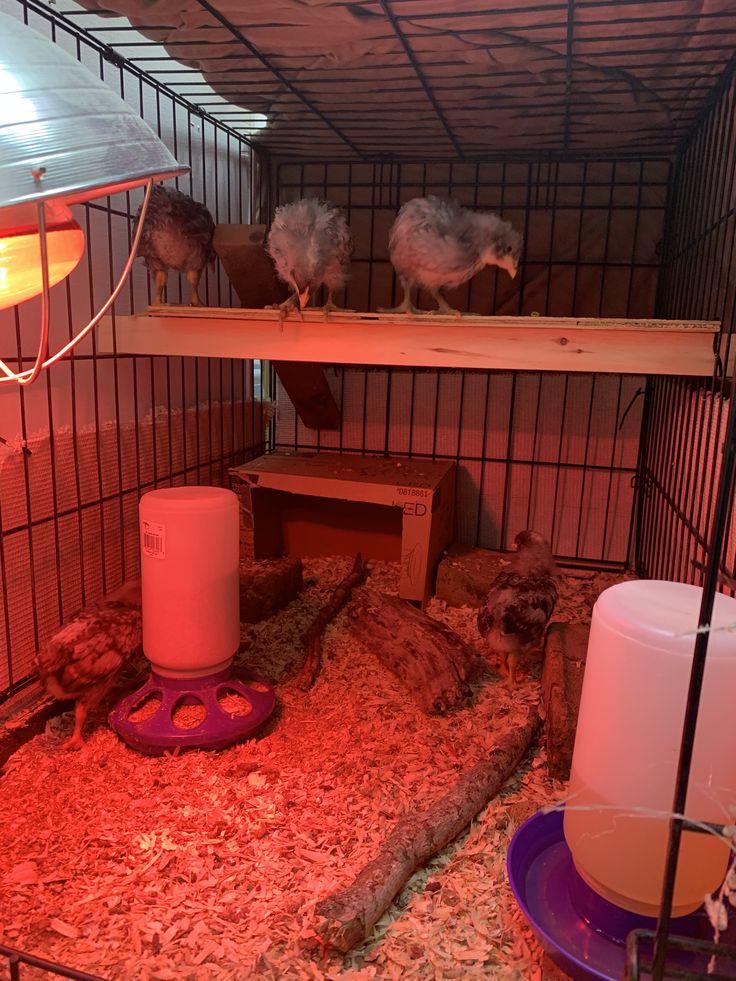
[0,556,625,981]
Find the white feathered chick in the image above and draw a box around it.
[136,184,216,306]
[266,198,353,316]
[383,196,522,315]
[477,531,557,687]
[35,581,143,750]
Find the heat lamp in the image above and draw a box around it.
[508,580,736,980]
[109,487,276,754]
[0,9,187,384]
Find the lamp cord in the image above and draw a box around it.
[0,178,154,386]
[24,196,51,386]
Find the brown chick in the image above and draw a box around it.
[136,184,216,306]
[477,531,558,686]
[36,581,142,749]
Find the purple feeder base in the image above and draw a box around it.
[507,808,736,981]
[108,666,276,755]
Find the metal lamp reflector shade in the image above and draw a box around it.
[0,10,189,383]
[0,9,186,211]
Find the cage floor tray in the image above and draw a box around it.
[507,808,736,981]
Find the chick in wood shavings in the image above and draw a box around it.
[35,581,142,750]
[382,195,522,315]
[136,184,216,306]
[477,531,558,686]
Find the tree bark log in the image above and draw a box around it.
[347,588,477,713]
[296,553,368,690]
[541,622,589,780]
[315,704,541,952]
[239,557,303,624]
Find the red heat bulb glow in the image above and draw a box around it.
[0,201,85,310]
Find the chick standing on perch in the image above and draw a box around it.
[266,198,353,319]
[136,184,216,307]
[382,196,522,316]
[35,581,143,750]
[477,530,558,686]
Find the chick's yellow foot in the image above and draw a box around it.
[429,306,462,318]
[279,297,304,320]
[62,732,85,751]
[187,269,203,306]
[496,652,519,688]
[153,270,167,306]
[61,701,88,750]
[267,296,304,331]
[378,301,423,315]
[319,302,354,321]
[427,289,462,317]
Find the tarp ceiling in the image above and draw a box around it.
[72,0,736,159]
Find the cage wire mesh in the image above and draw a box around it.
[0,0,735,978]
[0,0,269,702]
[271,157,660,564]
[52,0,736,160]
[2,0,736,697]
[640,60,736,592]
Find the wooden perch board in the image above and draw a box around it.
[272,361,341,431]
[315,703,541,952]
[347,588,477,713]
[97,310,721,376]
[158,226,342,431]
[212,224,288,309]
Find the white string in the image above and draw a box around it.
[675,622,736,638]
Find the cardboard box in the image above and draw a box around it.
[229,452,456,607]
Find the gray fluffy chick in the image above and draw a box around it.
[383,196,522,315]
[136,184,216,307]
[266,198,353,316]
[477,531,557,686]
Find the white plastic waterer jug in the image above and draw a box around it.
[140,486,240,676]
[564,579,736,918]
[109,486,276,754]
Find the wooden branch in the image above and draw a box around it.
[348,589,477,713]
[296,553,368,690]
[315,704,541,952]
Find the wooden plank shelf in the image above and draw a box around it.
[97,307,721,376]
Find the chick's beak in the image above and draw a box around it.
[499,256,518,279]
[298,287,310,310]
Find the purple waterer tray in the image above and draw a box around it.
[108,667,276,755]
[507,808,736,981]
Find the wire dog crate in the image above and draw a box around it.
[1,0,736,978]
